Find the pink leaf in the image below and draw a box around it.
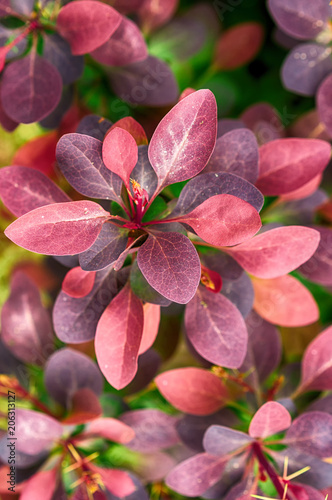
[249,401,291,438]
[102,127,138,188]
[57,1,122,55]
[252,275,319,327]
[155,368,229,415]
[95,284,144,389]
[256,138,331,196]
[317,73,332,136]
[138,0,179,33]
[90,465,136,497]
[185,286,248,368]
[148,89,217,190]
[226,226,320,279]
[84,417,135,444]
[108,117,148,146]
[61,387,102,424]
[4,201,109,255]
[15,408,63,455]
[299,325,332,392]
[176,194,261,247]
[20,469,58,500]
[139,303,160,354]
[62,267,96,298]
[280,174,322,201]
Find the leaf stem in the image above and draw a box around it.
[252,442,288,499]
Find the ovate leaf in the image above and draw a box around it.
[299,325,332,392]
[102,127,138,188]
[285,411,332,458]
[249,402,291,438]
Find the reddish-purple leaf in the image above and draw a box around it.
[84,417,135,444]
[76,114,113,141]
[172,172,264,217]
[0,92,18,131]
[1,272,54,365]
[125,349,161,396]
[185,286,248,368]
[10,0,34,15]
[90,465,136,498]
[203,426,253,456]
[108,118,148,146]
[317,73,332,137]
[91,16,147,66]
[44,348,103,408]
[112,0,145,14]
[5,201,109,255]
[139,303,160,354]
[43,33,84,85]
[268,0,329,40]
[62,387,102,424]
[137,231,201,304]
[226,226,320,279]
[14,408,63,455]
[1,53,62,123]
[280,174,323,201]
[56,1,122,55]
[252,275,319,327]
[148,89,217,189]
[249,401,291,438]
[299,325,332,392]
[0,166,70,217]
[288,483,325,500]
[95,284,143,389]
[221,272,254,318]
[299,226,332,285]
[102,127,138,188]
[138,0,178,33]
[241,103,284,145]
[109,56,179,107]
[166,453,226,497]
[205,129,259,183]
[20,468,58,500]
[130,260,171,306]
[131,145,158,199]
[155,368,229,415]
[256,138,331,196]
[120,409,179,451]
[201,251,243,281]
[56,133,122,202]
[282,44,332,97]
[285,411,332,458]
[176,194,261,247]
[79,223,128,272]
[62,267,96,298]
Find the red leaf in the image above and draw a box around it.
[148,89,217,190]
[62,267,96,298]
[214,22,264,70]
[249,401,291,438]
[256,138,331,196]
[13,132,58,177]
[57,1,122,55]
[4,201,109,255]
[138,0,178,33]
[83,417,135,444]
[95,285,144,389]
[102,127,138,188]
[20,469,58,500]
[108,117,148,146]
[226,226,320,279]
[280,174,322,201]
[299,325,332,393]
[61,388,102,424]
[90,465,136,497]
[252,275,319,327]
[176,194,261,247]
[139,303,161,354]
[155,368,229,415]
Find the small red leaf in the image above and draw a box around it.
[62,267,96,298]
[139,303,161,354]
[61,388,102,424]
[20,468,58,500]
[13,132,58,177]
[249,401,291,438]
[102,127,138,188]
[108,117,148,146]
[299,325,332,393]
[95,285,144,389]
[84,417,135,444]
[155,368,229,415]
[90,465,136,497]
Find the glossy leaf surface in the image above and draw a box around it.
[102,127,138,188]
[249,401,291,438]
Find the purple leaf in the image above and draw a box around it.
[1,53,62,123]
[1,272,54,365]
[112,0,145,14]
[91,16,147,66]
[201,252,243,281]
[0,26,27,60]
[76,114,113,141]
[137,231,201,304]
[56,133,122,202]
[124,349,161,395]
[120,409,179,452]
[56,0,122,55]
[249,401,291,438]
[39,85,73,130]
[176,194,261,247]
[217,119,245,137]
[202,455,246,500]
[227,226,321,279]
[221,272,254,318]
[241,103,283,145]
[95,284,144,389]
[102,127,138,188]
[203,426,253,456]
[299,226,332,285]
[44,348,103,408]
[166,453,226,497]
[53,267,121,343]
[285,411,332,458]
[172,172,264,217]
[109,55,179,106]
[14,409,63,455]
[205,129,259,184]
[79,223,128,272]
[185,286,248,368]
[5,201,109,255]
[43,33,84,85]
[306,394,332,414]
[282,43,332,96]
[131,145,158,200]
[317,73,332,136]
[10,0,34,16]
[0,91,18,131]
[148,89,217,189]
[299,325,332,392]
[0,166,70,217]
[130,260,171,306]
[268,0,329,40]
